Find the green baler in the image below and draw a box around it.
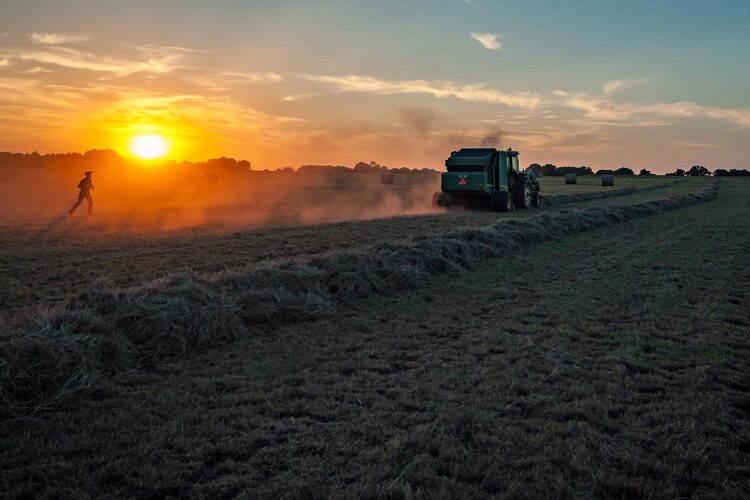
[433,147,541,212]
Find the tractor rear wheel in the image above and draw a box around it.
[432,191,452,208]
[531,191,541,207]
[513,177,533,209]
[491,191,514,212]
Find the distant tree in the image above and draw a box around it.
[712,168,750,177]
[238,159,252,171]
[687,165,711,176]
[206,156,237,169]
[541,163,558,176]
[555,165,592,176]
[639,168,652,176]
[666,168,686,176]
[526,163,544,176]
[353,161,387,172]
[595,169,615,175]
[614,167,634,175]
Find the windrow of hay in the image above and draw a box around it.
[542,180,675,206]
[0,181,718,417]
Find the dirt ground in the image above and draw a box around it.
[2,177,747,497]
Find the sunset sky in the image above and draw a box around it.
[1,0,749,172]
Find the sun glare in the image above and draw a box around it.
[129,134,169,160]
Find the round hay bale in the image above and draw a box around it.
[601,174,615,186]
[564,173,577,184]
[380,173,394,185]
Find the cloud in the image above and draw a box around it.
[0,45,186,76]
[470,32,501,50]
[301,74,539,108]
[186,71,284,91]
[602,77,651,95]
[29,32,93,45]
[561,92,750,127]
[20,66,54,74]
[220,71,283,83]
[282,92,321,102]
[671,140,724,149]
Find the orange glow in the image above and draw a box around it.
[128,134,170,160]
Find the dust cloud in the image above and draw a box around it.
[0,165,442,240]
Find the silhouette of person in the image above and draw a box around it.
[69,171,94,216]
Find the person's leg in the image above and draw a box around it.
[69,193,84,214]
[86,194,93,215]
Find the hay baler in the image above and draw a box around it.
[433,148,540,212]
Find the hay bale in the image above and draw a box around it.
[601,174,615,186]
[380,173,394,185]
[564,173,577,184]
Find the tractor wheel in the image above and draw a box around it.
[513,177,533,209]
[531,191,541,207]
[491,191,513,212]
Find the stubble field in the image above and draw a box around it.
[1,173,748,498]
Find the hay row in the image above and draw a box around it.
[542,180,675,206]
[0,181,718,417]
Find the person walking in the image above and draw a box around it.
[69,170,94,216]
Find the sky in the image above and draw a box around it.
[0,0,749,172]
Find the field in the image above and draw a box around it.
[1,173,748,497]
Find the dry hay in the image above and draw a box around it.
[602,175,615,186]
[0,181,718,417]
[564,173,577,184]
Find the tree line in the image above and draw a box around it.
[525,163,638,176]
[0,151,435,176]
[525,162,749,177]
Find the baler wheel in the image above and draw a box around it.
[492,191,514,212]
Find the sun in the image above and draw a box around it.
[129,134,169,160]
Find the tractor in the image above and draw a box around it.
[433,148,541,212]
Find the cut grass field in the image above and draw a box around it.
[2,177,747,497]
[0,176,697,320]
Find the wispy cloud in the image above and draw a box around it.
[29,32,93,45]
[0,45,186,76]
[560,92,750,127]
[602,77,651,95]
[671,140,724,149]
[282,92,321,102]
[220,71,283,83]
[186,71,284,91]
[470,32,501,50]
[300,74,538,108]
